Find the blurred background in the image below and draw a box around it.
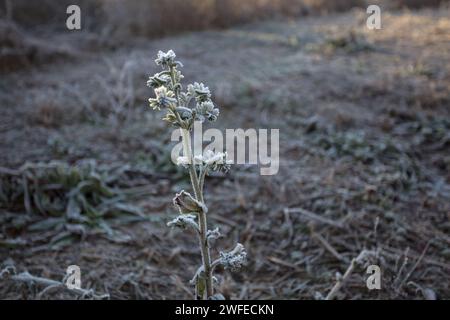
[1,0,449,299]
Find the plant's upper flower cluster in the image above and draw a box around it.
[154,50,183,68]
[147,50,219,128]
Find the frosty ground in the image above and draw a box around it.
[1,7,449,299]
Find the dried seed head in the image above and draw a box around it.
[173,190,207,214]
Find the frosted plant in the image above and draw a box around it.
[147,50,246,300]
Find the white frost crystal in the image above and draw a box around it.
[219,243,247,271]
[167,214,199,232]
[194,150,232,172]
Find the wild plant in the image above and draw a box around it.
[147,50,246,299]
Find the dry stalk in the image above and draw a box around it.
[325,250,375,300]
[1,266,109,300]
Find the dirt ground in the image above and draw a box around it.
[1,7,449,299]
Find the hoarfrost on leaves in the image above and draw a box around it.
[147,72,170,89]
[207,227,221,242]
[155,49,182,68]
[177,151,232,173]
[194,101,219,122]
[146,49,245,299]
[188,82,211,102]
[219,243,247,272]
[167,214,199,232]
[149,86,176,110]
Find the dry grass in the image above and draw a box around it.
[86,0,367,37]
[3,0,446,38]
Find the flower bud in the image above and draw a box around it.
[176,107,193,120]
[188,82,211,102]
[155,50,182,68]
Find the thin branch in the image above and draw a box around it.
[1,267,109,300]
[396,241,431,294]
[285,207,344,229]
[311,231,348,263]
[199,166,209,195]
[325,250,375,300]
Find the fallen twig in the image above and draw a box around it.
[1,266,109,300]
[285,207,344,229]
[325,250,375,300]
[395,241,431,294]
[311,231,348,263]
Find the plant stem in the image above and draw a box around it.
[180,129,201,199]
[171,64,213,299]
[197,204,213,298]
[199,167,208,195]
[179,115,213,299]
